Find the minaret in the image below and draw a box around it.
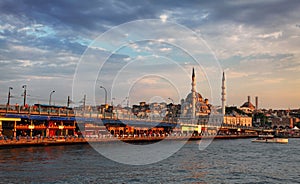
[191,68,196,119]
[221,72,226,115]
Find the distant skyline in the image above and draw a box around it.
[0,0,300,109]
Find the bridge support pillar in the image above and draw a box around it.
[0,120,2,136]
[46,128,49,137]
[0,120,3,136]
[60,121,63,136]
[30,120,33,137]
[13,120,17,138]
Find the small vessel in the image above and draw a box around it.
[252,134,288,144]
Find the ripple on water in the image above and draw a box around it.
[0,139,300,183]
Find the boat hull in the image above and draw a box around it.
[252,138,288,144]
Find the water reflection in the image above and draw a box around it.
[0,139,299,183]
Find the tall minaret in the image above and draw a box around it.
[221,71,226,115]
[191,68,196,119]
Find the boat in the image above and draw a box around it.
[252,134,288,144]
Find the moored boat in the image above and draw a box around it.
[252,134,288,144]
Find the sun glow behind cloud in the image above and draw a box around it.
[160,14,168,22]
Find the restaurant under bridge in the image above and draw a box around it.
[0,104,178,138]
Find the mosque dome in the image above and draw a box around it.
[185,92,203,103]
[241,102,255,110]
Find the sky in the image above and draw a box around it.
[0,0,300,109]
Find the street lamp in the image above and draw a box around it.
[168,97,174,104]
[126,97,129,108]
[111,97,115,106]
[22,85,27,106]
[49,90,55,105]
[7,87,13,106]
[100,86,107,105]
[168,97,175,123]
[121,97,129,108]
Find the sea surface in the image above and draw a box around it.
[0,138,299,184]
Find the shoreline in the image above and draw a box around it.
[1,134,299,149]
[0,134,258,148]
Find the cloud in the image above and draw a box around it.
[138,77,159,85]
[0,0,300,108]
[252,77,285,84]
[227,71,252,79]
[257,31,283,39]
[159,47,172,52]
[16,59,32,67]
[11,45,48,54]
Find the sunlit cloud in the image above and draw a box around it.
[258,31,283,39]
[16,59,32,67]
[159,47,172,52]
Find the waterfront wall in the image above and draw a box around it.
[0,134,259,148]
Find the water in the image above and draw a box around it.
[0,139,299,183]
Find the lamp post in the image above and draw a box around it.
[7,87,13,106]
[168,97,174,104]
[111,97,115,106]
[100,86,107,118]
[126,96,129,108]
[22,85,27,106]
[100,86,107,105]
[49,90,55,105]
[121,97,129,108]
[168,97,175,123]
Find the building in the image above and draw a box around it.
[240,96,256,113]
[132,102,150,118]
[223,115,252,127]
[271,117,294,129]
[180,68,211,118]
[222,74,252,127]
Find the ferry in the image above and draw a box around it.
[252,134,288,144]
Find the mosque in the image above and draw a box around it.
[180,68,225,118]
[179,68,252,135]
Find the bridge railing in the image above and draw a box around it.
[73,110,180,124]
[0,104,75,117]
[0,105,260,130]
